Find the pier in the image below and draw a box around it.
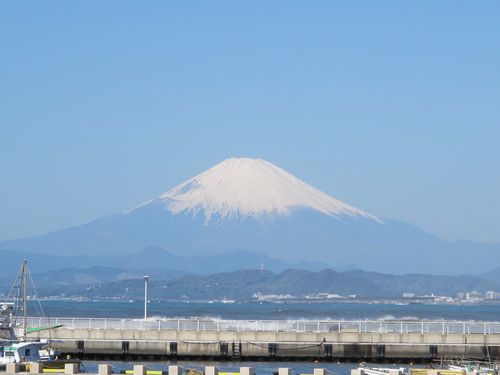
[25,317,500,362]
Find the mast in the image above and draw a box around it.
[4,260,29,340]
[23,260,27,339]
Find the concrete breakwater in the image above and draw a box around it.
[26,318,500,362]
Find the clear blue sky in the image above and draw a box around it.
[1,1,499,243]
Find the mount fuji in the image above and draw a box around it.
[1,157,499,275]
[131,157,381,223]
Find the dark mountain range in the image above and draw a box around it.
[33,268,500,301]
[482,266,500,283]
[0,247,331,288]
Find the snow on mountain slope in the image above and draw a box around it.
[130,158,382,223]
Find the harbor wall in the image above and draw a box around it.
[29,327,500,362]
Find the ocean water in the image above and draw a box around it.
[81,360,373,375]
[36,300,500,322]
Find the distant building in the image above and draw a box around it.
[466,291,482,302]
[316,292,345,299]
[485,291,498,299]
[252,292,295,301]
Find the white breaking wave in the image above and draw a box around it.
[130,157,381,223]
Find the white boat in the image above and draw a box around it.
[357,362,409,375]
[0,303,16,341]
[0,261,79,369]
[446,362,497,375]
[0,341,50,363]
[358,361,497,375]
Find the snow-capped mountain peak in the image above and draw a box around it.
[132,157,381,223]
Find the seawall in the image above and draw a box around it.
[26,318,500,362]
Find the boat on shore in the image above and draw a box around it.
[0,261,80,370]
[357,362,410,375]
[358,360,499,375]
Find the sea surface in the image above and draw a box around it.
[33,301,500,375]
[82,359,365,375]
[35,300,500,322]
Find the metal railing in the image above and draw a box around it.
[25,317,500,335]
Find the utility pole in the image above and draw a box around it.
[143,275,150,320]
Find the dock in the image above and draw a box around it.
[25,317,500,362]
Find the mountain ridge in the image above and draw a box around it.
[0,247,332,283]
[33,268,500,301]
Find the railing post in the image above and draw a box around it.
[133,365,147,375]
[205,367,218,375]
[98,364,112,375]
[31,363,44,374]
[6,363,20,373]
[65,364,79,374]
[169,366,183,375]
